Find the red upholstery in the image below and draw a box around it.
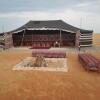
[78,53,100,72]
[30,43,51,49]
[32,50,66,58]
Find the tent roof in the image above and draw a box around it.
[11,20,93,33]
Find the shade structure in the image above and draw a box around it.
[3,20,93,48]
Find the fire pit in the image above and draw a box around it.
[32,55,47,67]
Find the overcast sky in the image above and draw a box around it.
[0,0,100,33]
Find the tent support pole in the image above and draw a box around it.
[60,30,62,48]
[21,29,25,46]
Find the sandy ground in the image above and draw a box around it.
[0,50,100,100]
[0,34,100,100]
[93,33,100,46]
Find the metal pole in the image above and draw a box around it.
[80,17,82,28]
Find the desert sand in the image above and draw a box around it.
[0,34,100,100]
[93,33,100,46]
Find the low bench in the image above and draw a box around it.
[30,43,51,49]
[78,53,100,72]
[32,49,66,58]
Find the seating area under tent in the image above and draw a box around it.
[12,30,76,48]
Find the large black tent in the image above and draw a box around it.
[4,20,93,48]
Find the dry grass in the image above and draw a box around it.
[0,50,100,100]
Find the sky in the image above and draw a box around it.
[0,0,100,33]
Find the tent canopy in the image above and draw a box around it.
[10,20,93,33]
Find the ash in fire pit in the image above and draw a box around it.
[32,55,47,67]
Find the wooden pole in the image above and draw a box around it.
[60,30,62,48]
[32,31,33,46]
[21,29,25,46]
